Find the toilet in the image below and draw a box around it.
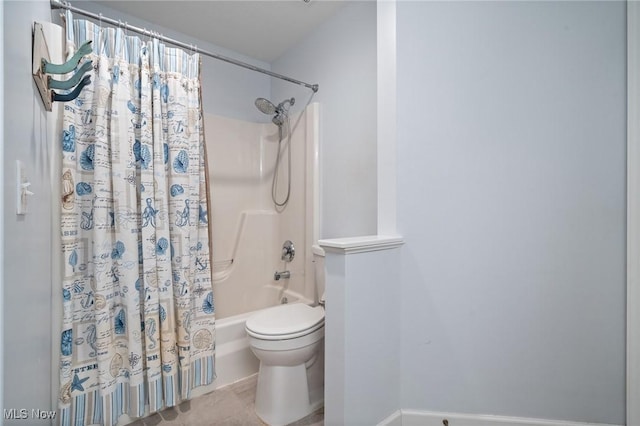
[245,250,325,426]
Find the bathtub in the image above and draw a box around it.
[191,288,313,398]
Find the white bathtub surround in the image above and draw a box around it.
[200,89,323,425]
[319,235,403,426]
[378,410,624,426]
[206,103,321,320]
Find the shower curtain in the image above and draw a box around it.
[58,11,215,426]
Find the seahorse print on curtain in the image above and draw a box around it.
[58,11,215,426]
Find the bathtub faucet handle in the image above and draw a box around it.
[281,240,295,262]
[274,270,291,281]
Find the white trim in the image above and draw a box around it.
[378,410,623,426]
[378,410,403,426]
[311,244,325,257]
[304,103,322,306]
[377,0,397,236]
[308,102,321,245]
[318,235,404,255]
[629,1,640,425]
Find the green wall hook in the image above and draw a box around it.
[42,40,93,75]
[52,75,91,103]
[48,60,93,90]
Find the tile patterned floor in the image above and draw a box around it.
[129,374,324,426]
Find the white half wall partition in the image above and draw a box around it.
[318,236,403,426]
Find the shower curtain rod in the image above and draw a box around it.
[49,0,319,93]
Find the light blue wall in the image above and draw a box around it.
[271,1,378,239]
[397,1,626,423]
[3,0,56,419]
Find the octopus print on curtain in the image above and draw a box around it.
[58,11,215,426]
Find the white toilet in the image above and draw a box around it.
[245,252,326,425]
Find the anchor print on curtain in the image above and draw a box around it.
[58,11,215,426]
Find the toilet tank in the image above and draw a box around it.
[312,245,326,305]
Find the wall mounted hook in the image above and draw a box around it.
[33,22,93,111]
[47,60,93,90]
[42,39,92,74]
[52,75,91,103]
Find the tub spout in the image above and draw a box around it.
[274,270,290,281]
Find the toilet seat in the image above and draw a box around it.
[246,303,325,340]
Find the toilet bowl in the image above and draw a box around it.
[245,302,325,426]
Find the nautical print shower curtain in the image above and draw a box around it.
[58,11,215,426]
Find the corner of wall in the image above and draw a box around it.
[377,0,397,237]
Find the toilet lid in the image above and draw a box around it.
[245,303,325,336]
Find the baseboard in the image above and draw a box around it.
[378,410,403,426]
[378,409,623,426]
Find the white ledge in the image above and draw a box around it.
[318,235,404,255]
[311,244,326,257]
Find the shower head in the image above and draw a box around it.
[255,97,295,116]
[255,98,277,115]
[255,97,296,126]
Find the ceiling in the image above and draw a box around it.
[92,0,347,63]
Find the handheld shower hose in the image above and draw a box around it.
[254,97,295,208]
